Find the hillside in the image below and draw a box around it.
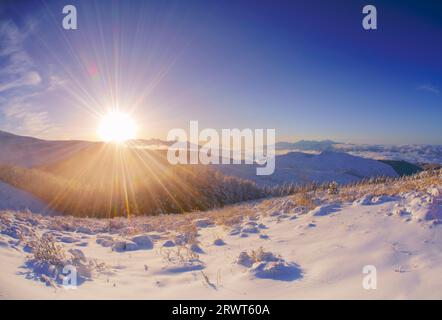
[0,181,55,214]
[0,130,91,168]
[0,147,267,217]
[1,169,441,299]
[379,160,422,176]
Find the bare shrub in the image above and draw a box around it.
[293,191,316,209]
[250,247,267,263]
[31,236,66,267]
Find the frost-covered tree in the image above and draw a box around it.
[328,181,339,195]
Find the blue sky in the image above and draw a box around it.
[0,0,441,144]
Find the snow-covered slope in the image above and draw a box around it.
[0,130,91,168]
[214,151,398,186]
[1,171,441,299]
[0,181,55,215]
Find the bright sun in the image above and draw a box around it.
[98,111,137,143]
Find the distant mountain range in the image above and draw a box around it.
[0,130,439,188]
[275,140,339,151]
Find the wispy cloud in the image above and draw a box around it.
[0,20,51,136]
[1,96,51,134]
[0,21,27,56]
[0,71,42,93]
[0,20,39,84]
[417,84,440,94]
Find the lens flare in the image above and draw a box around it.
[98,111,137,143]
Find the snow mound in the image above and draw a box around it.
[95,235,154,252]
[237,249,302,281]
[352,195,373,206]
[252,261,303,281]
[310,203,341,216]
[353,195,397,207]
[371,195,397,204]
[2,224,33,239]
[21,239,109,287]
[111,240,139,252]
[403,193,442,222]
[392,205,411,217]
[131,235,154,250]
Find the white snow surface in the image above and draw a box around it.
[1,186,442,299]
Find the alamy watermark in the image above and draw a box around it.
[167,121,276,176]
[362,5,377,30]
[62,5,78,30]
[62,264,78,289]
[362,265,377,290]
[62,4,377,31]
